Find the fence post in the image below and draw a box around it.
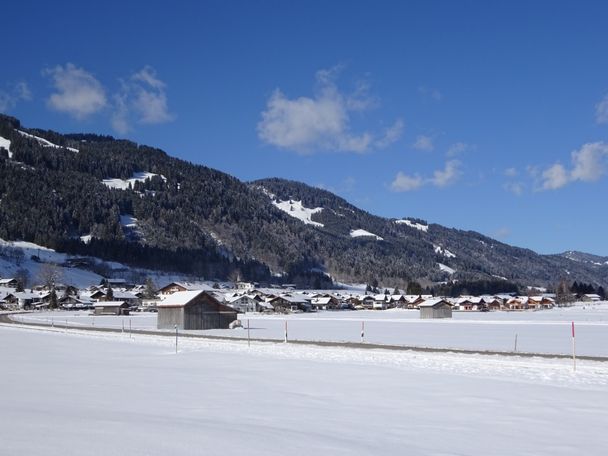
[572,321,576,372]
[247,319,251,348]
[361,321,365,343]
[129,319,132,339]
[514,334,518,352]
[284,321,288,343]
[175,324,178,354]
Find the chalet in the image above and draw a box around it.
[390,294,407,307]
[581,294,601,302]
[404,295,425,308]
[226,295,259,313]
[456,297,486,311]
[100,278,130,288]
[93,301,130,316]
[157,290,238,330]
[269,295,311,313]
[0,278,18,289]
[157,282,213,296]
[506,296,528,310]
[310,295,340,310]
[419,299,452,319]
[373,294,389,310]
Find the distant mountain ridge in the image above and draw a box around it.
[1,113,606,289]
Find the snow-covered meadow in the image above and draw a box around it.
[16,303,608,357]
[0,322,607,455]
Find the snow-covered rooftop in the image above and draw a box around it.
[157,289,206,307]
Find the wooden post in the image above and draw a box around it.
[175,324,178,354]
[514,334,518,352]
[361,321,365,343]
[572,321,576,372]
[284,321,288,343]
[247,319,251,348]
[129,319,132,339]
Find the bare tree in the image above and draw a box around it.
[37,263,63,290]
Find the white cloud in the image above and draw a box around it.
[570,142,606,182]
[391,160,461,192]
[376,118,405,148]
[0,81,32,112]
[390,172,424,192]
[541,163,569,190]
[504,167,518,177]
[503,181,525,196]
[258,67,402,154]
[596,93,608,124]
[431,160,461,187]
[45,63,107,119]
[109,66,173,133]
[130,66,173,124]
[493,227,511,240]
[412,135,434,151]
[539,142,608,190]
[446,142,469,157]
[418,86,442,102]
[110,93,130,135]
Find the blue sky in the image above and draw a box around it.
[2,0,608,255]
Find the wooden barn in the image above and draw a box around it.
[157,290,238,330]
[93,301,130,316]
[419,299,452,319]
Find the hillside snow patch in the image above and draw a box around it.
[272,200,324,227]
[434,244,456,258]
[395,219,428,232]
[438,263,456,274]
[0,136,12,159]
[102,172,166,190]
[350,229,383,241]
[18,130,79,153]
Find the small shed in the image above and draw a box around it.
[157,290,238,330]
[419,299,452,319]
[93,301,130,316]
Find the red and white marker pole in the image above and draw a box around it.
[361,321,365,343]
[571,321,576,372]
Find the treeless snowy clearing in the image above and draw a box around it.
[0,324,607,455]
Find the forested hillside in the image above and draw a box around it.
[1,113,607,289]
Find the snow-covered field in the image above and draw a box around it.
[17,303,608,357]
[0,323,607,455]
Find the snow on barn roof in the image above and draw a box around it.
[157,290,206,307]
[93,301,127,307]
[419,298,450,308]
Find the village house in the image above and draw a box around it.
[581,294,601,302]
[0,278,18,288]
[226,294,260,313]
[157,282,213,296]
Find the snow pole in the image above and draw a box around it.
[361,321,365,343]
[571,321,576,372]
[51,317,54,328]
[129,319,132,339]
[122,320,124,334]
[175,324,178,354]
[247,319,251,348]
[514,334,518,352]
[65,319,68,333]
[284,320,288,343]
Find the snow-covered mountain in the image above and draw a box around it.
[1,113,607,289]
